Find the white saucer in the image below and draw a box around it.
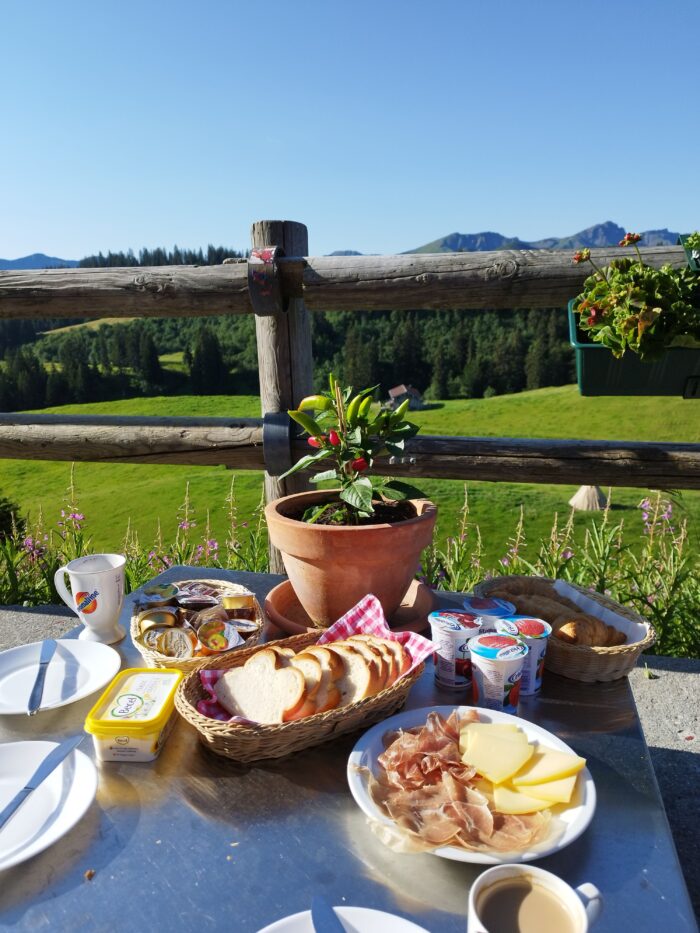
[257,906,429,932]
[0,740,97,871]
[0,639,121,715]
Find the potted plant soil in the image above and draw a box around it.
[265,375,437,627]
[568,233,700,397]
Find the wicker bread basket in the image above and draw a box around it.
[475,575,656,683]
[131,579,263,674]
[174,631,425,761]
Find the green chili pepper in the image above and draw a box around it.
[288,409,324,437]
[392,398,410,422]
[346,394,363,425]
[297,394,332,412]
[358,396,373,419]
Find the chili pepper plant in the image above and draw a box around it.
[280,374,426,524]
[571,232,700,360]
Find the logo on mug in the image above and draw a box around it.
[76,589,99,614]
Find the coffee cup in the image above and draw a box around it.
[54,554,126,645]
[468,863,602,933]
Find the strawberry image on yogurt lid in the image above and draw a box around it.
[462,596,516,618]
[468,633,528,660]
[429,611,482,632]
[497,615,552,639]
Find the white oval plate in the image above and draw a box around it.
[0,740,97,871]
[257,906,429,932]
[347,705,596,864]
[0,639,121,715]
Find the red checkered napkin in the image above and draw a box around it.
[196,593,433,721]
[317,593,433,675]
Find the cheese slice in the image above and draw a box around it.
[459,722,526,754]
[493,783,552,814]
[522,773,579,804]
[461,731,535,784]
[512,748,586,786]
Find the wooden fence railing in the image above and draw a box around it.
[1,220,698,567]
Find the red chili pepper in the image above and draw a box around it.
[328,430,340,446]
[308,436,325,448]
[351,457,368,472]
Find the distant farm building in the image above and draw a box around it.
[387,384,424,410]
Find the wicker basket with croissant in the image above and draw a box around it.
[474,575,656,683]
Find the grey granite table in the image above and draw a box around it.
[0,568,696,932]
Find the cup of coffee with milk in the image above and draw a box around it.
[54,553,126,644]
[468,863,602,932]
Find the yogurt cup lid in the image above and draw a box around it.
[429,610,482,632]
[462,596,516,617]
[468,633,528,660]
[497,616,552,639]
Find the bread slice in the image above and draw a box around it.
[346,637,389,690]
[295,648,341,714]
[327,644,378,706]
[377,637,411,677]
[214,649,305,723]
[286,653,323,719]
[349,635,395,687]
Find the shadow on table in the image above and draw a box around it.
[646,744,700,919]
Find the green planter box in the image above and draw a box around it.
[678,234,700,272]
[568,301,700,397]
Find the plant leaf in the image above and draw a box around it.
[309,469,338,484]
[340,478,374,513]
[381,479,426,500]
[278,449,332,480]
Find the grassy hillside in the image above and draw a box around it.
[2,387,698,564]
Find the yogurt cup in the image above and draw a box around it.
[468,633,528,713]
[496,615,552,696]
[462,595,516,623]
[429,611,485,690]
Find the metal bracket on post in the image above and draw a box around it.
[248,246,287,316]
[263,411,293,476]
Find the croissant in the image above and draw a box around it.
[554,614,626,647]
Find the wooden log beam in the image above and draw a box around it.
[295,435,700,490]
[0,415,265,467]
[2,417,697,489]
[0,246,686,319]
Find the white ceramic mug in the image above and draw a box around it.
[468,863,602,932]
[54,554,126,644]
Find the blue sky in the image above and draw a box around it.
[1,0,698,259]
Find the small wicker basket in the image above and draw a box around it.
[131,579,264,674]
[475,575,656,683]
[174,631,425,761]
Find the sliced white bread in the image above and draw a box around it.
[380,637,411,677]
[327,643,378,706]
[214,649,306,724]
[350,635,397,686]
[346,637,389,690]
[295,648,341,714]
[286,653,323,720]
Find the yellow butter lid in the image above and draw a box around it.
[84,668,183,738]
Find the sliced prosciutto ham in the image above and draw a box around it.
[365,710,552,854]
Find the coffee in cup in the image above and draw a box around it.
[468,864,602,933]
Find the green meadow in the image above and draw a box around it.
[2,386,698,564]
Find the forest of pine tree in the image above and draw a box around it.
[0,246,575,410]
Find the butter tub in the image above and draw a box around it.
[85,668,183,762]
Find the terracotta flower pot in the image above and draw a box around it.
[265,490,437,627]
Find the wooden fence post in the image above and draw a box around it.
[251,220,314,573]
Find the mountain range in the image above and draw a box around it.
[0,222,684,269]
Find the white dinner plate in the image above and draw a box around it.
[0,639,121,715]
[0,740,97,871]
[257,906,429,932]
[347,705,596,865]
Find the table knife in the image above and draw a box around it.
[0,734,84,833]
[27,639,57,716]
[311,895,346,933]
